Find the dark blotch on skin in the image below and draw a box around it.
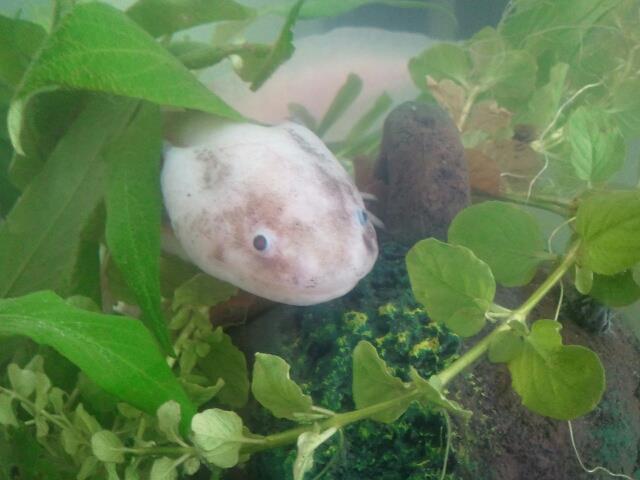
[196,148,231,190]
[286,127,328,162]
[375,102,469,244]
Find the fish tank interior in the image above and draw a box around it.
[0,1,639,479]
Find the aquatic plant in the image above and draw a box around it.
[0,0,639,479]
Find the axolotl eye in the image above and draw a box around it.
[253,234,269,251]
[356,209,368,226]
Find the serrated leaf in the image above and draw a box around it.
[508,319,605,420]
[576,190,640,275]
[0,292,196,432]
[590,270,640,307]
[127,0,253,37]
[149,457,177,480]
[172,274,237,310]
[0,96,137,298]
[352,341,411,423]
[191,409,246,469]
[409,43,471,89]
[0,393,17,426]
[199,328,249,408]
[448,201,547,287]
[105,102,171,353]
[91,430,125,464]
[566,107,626,182]
[406,238,495,337]
[488,329,524,363]
[251,353,313,420]
[409,368,472,419]
[293,427,337,480]
[8,2,240,155]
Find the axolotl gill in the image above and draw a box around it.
[161,118,379,306]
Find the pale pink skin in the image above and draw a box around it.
[206,27,433,138]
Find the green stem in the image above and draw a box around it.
[243,390,421,454]
[473,190,573,216]
[122,445,196,457]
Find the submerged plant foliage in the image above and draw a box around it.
[0,0,639,479]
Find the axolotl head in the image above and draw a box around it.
[161,120,378,306]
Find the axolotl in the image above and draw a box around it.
[161,118,378,306]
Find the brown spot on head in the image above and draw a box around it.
[195,148,231,190]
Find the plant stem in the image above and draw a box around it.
[243,390,422,454]
[473,190,573,216]
[122,445,196,456]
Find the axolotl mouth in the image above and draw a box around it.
[161,117,379,306]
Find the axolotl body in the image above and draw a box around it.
[161,119,378,306]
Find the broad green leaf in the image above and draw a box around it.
[127,0,254,37]
[448,201,547,287]
[516,62,568,128]
[574,264,594,295]
[0,139,19,216]
[0,291,196,431]
[610,79,640,138]
[352,341,411,423]
[104,102,170,353]
[409,43,471,89]
[172,274,237,310]
[406,238,495,337]
[316,73,363,137]
[91,430,125,464]
[9,2,240,154]
[191,409,246,469]
[199,327,249,408]
[590,271,640,307]
[409,368,471,419]
[0,15,46,90]
[247,0,304,91]
[508,319,605,420]
[251,353,313,420]
[293,427,338,480]
[566,106,626,183]
[0,96,137,298]
[488,329,524,363]
[576,190,640,275]
[149,457,177,480]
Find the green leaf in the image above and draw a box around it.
[149,457,177,480]
[576,190,640,275]
[172,274,237,310]
[191,408,246,469]
[8,2,240,155]
[574,264,594,295]
[0,96,137,299]
[566,106,626,182]
[633,264,640,287]
[293,427,338,480]
[516,62,568,129]
[7,363,37,398]
[285,0,451,19]
[610,78,640,138]
[406,238,495,337]
[0,393,17,427]
[488,329,524,363]
[352,341,411,423]
[247,0,304,91]
[251,353,313,420]
[508,319,605,420]
[316,73,363,138]
[448,201,547,287]
[104,102,170,353]
[199,327,249,408]
[127,0,254,37]
[0,291,196,431]
[91,430,125,464]
[0,15,46,91]
[409,368,472,419]
[344,92,393,143]
[590,270,640,307]
[0,140,19,216]
[157,400,182,442]
[409,43,471,89]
